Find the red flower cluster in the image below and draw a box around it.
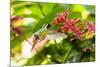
[11,16,23,36]
[51,10,69,25]
[86,21,95,33]
[51,10,95,39]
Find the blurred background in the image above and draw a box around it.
[10,1,95,66]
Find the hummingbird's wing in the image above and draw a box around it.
[46,32,67,40]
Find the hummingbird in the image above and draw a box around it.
[34,24,68,41]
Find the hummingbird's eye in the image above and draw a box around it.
[47,24,51,28]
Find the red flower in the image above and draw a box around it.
[51,10,95,40]
[51,11,69,26]
[86,21,95,33]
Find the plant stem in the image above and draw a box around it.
[37,2,45,16]
[62,46,73,63]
